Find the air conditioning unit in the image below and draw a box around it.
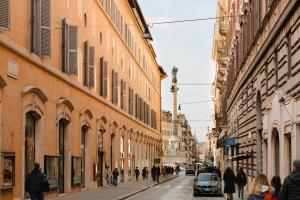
[120,152,125,159]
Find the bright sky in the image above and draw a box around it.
[139,0,218,142]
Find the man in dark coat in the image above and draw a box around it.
[25,163,49,200]
[134,167,140,181]
[223,167,236,200]
[236,167,247,200]
[279,159,300,200]
[151,165,156,181]
[156,166,161,183]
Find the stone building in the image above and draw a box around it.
[161,110,195,165]
[0,0,166,199]
[212,0,300,189]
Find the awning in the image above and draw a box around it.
[232,153,252,161]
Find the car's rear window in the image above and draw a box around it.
[197,174,218,181]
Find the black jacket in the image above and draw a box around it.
[279,170,300,200]
[25,169,49,193]
[223,170,236,193]
[236,171,247,187]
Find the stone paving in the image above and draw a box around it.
[48,175,177,200]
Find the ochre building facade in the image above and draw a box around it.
[0,0,166,199]
[213,0,300,191]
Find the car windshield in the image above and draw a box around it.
[197,174,218,182]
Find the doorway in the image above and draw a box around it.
[273,129,280,176]
[110,133,115,171]
[97,151,104,187]
[81,126,88,188]
[58,119,68,193]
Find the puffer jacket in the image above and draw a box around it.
[279,170,300,200]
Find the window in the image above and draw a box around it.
[0,0,9,30]
[128,87,134,115]
[83,41,95,88]
[111,70,118,104]
[44,156,59,189]
[62,19,78,75]
[71,156,82,186]
[120,79,126,110]
[0,153,15,189]
[31,0,51,57]
[100,57,108,97]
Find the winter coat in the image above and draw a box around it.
[237,171,247,187]
[112,170,119,178]
[248,190,277,200]
[135,169,140,176]
[223,170,236,193]
[279,170,300,200]
[142,168,147,176]
[25,169,49,193]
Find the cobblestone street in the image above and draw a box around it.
[128,174,224,200]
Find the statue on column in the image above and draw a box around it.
[172,66,178,84]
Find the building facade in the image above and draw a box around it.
[213,0,300,190]
[161,110,196,165]
[0,0,166,199]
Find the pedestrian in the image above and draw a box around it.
[223,167,236,200]
[25,163,49,200]
[247,174,276,200]
[142,167,147,180]
[156,165,161,183]
[112,168,119,186]
[215,166,222,180]
[279,159,300,200]
[271,176,281,199]
[176,165,180,175]
[104,166,112,187]
[151,165,156,181]
[135,167,140,181]
[237,167,247,200]
[145,167,149,179]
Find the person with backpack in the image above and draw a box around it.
[248,174,277,200]
[25,163,49,200]
[237,167,247,200]
[279,159,300,200]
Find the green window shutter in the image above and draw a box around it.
[40,0,51,57]
[83,41,89,86]
[0,0,9,30]
[69,25,78,75]
[89,46,95,88]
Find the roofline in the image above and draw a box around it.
[158,65,168,79]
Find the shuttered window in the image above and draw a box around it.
[0,0,9,30]
[31,0,51,57]
[135,93,138,119]
[83,41,95,88]
[128,87,134,115]
[111,70,118,104]
[120,79,126,110]
[62,19,78,75]
[100,57,108,98]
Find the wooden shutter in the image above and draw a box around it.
[31,0,37,53]
[103,61,108,97]
[40,0,51,56]
[69,25,78,75]
[111,70,115,103]
[115,72,118,104]
[135,93,138,118]
[84,41,89,86]
[0,0,9,30]
[123,81,126,110]
[89,46,95,88]
[100,57,105,96]
[120,79,124,109]
[62,18,68,73]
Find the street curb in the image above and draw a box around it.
[117,175,179,200]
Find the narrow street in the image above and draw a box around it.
[127,174,224,200]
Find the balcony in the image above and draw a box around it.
[217,40,230,66]
[219,19,229,36]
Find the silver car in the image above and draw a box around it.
[193,173,222,196]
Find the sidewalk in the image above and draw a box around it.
[48,175,178,200]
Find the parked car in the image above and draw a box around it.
[193,173,222,196]
[185,165,195,175]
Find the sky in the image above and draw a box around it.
[139,0,218,142]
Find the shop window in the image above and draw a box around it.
[1,152,15,189]
[71,156,82,186]
[44,156,59,190]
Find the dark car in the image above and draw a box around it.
[185,165,195,175]
[193,173,222,196]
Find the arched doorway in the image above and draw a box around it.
[256,91,263,174]
[81,125,89,188]
[25,112,41,177]
[110,133,115,171]
[58,119,69,193]
[272,128,280,176]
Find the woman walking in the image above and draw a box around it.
[270,176,281,199]
[223,167,237,200]
[104,166,112,187]
[237,167,247,200]
[247,174,276,200]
